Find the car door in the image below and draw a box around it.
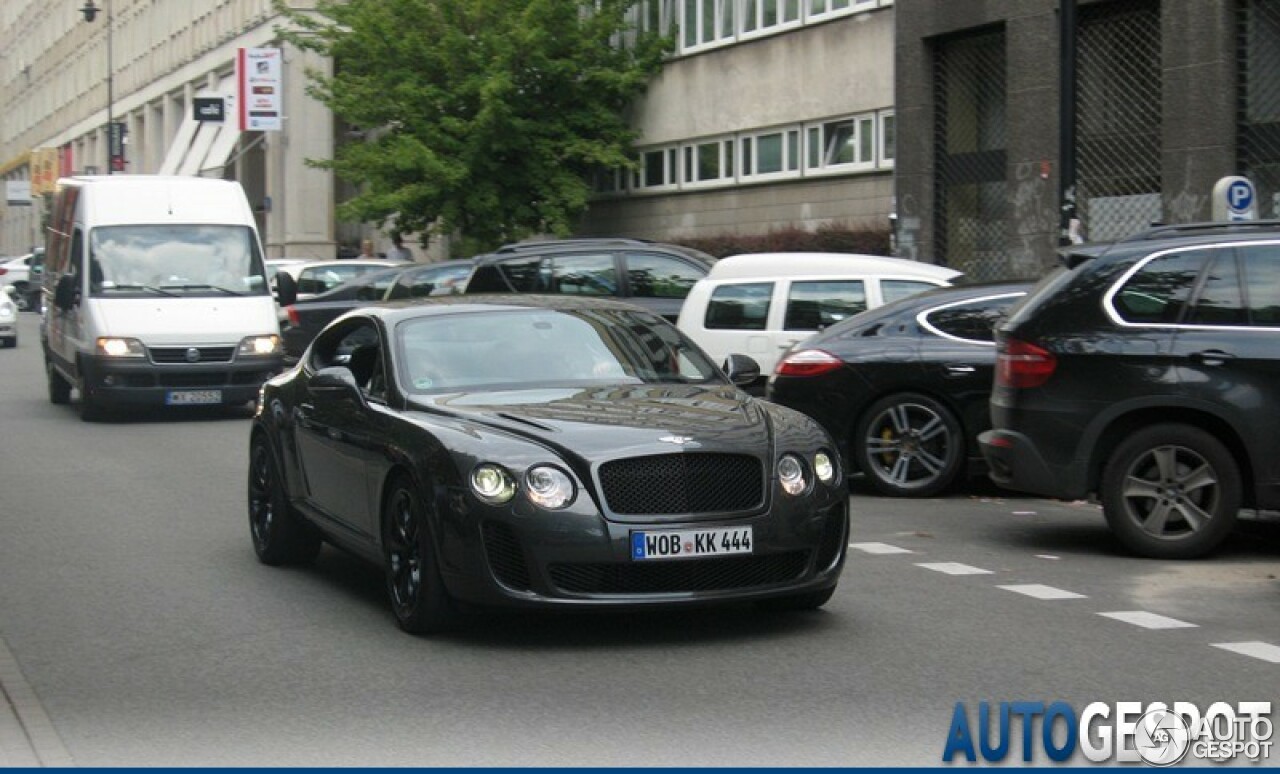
[621,251,707,320]
[293,319,390,541]
[768,278,869,374]
[49,228,89,373]
[917,290,1027,442]
[1168,243,1280,506]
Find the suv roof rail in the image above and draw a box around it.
[1120,219,1280,242]
[495,237,655,253]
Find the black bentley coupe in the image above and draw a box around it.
[247,296,848,633]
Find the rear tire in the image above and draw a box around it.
[854,392,964,497]
[1100,424,1240,559]
[247,435,321,565]
[382,474,456,634]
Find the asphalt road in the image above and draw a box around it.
[0,311,1277,767]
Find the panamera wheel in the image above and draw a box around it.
[855,393,963,497]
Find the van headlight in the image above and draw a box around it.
[96,337,147,358]
[237,334,281,357]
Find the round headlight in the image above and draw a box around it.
[814,451,836,485]
[778,453,808,496]
[525,466,576,510]
[471,464,517,504]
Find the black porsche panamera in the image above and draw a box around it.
[247,295,848,633]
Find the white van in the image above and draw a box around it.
[677,252,962,380]
[41,175,283,418]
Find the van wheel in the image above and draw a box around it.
[47,360,71,404]
[76,363,105,422]
[1101,424,1240,559]
[854,393,963,497]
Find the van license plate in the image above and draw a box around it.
[631,527,753,561]
[166,390,222,405]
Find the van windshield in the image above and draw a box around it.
[88,225,267,298]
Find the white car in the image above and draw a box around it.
[0,254,36,311]
[0,286,19,347]
[676,252,962,381]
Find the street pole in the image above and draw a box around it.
[107,0,113,174]
[1059,0,1078,245]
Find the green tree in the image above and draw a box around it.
[275,0,671,254]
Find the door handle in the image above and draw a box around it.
[1190,350,1235,367]
[944,365,976,376]
[777,340,800,350]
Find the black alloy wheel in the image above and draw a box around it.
[383,476,456,634]
[1101,424,1240,559]
[855,393,964,497]
[248,436,321,565]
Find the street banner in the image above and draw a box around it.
[237,47,283,131]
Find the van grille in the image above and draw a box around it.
[150,346,235,364]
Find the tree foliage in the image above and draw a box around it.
[275,0,671,253]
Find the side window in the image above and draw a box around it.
[785,280,867,331]
[311,321,386,400]
[625,253,705,299]
[882,279,943,304]
[705,282,773,330]
[70,229,84,278]
[1238,245,1280,326]
[1186,250,1245,326]
[548,253,617,296]
[923,295,1024,343]
[1112,249,1209,324]
[496,256,546,292]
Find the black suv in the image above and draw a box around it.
[979,222,1280,559]
[462,238,716,320]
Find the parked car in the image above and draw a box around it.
[462,238,716,320]
[677,252,962,385]
[979,221,1280,559]
[768,282,1030,497]
[279,260,475,362]
[288,259,406,301]
[264,258,310,290]
[248,296,848,633]
[0,252,40,312]
[0,286,17,347]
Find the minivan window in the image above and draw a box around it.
[784,280,867,330]
[549,254,616,296]
[496,256,545,292]
[88,225,266,297]
[1112,249,1208,324]
[1238,245,1280,326]
[625,253,703,299]
[705,282,773,330]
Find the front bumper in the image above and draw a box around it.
[80,353,283,408]
[438,496,849,609]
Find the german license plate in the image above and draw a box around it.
[631,527,753,561]
[166,389,222,406]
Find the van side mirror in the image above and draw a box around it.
[54,274,77,310]
[276,272,298,307]
[723,353,761,387]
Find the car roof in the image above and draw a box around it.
[341,293,649,325]
[704,252,962,281]
[475,238,716,266]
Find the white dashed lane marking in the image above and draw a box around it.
[1211,642,1280,664]
[997,584,1087,600]
[848,542,914,555]
[1098,611,1198,630]
[915,562,993,576]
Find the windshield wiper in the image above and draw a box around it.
[106,284,179,297]
[161,284,246,296]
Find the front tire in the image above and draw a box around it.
[47,359,71,404]
[248,435,321,565]
[854,393,964,497]
[382,475,456,634]
[1100,424,1240,559]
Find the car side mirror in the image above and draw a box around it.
[310,366,361,397]
[54,274,77,310]
[276,271,298,307]
[723,353,761,387]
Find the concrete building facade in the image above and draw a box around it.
[0,0,896,259]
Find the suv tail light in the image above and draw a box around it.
[996,337,1057,388]
[285,306,300,327]
[775,349,843,378]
